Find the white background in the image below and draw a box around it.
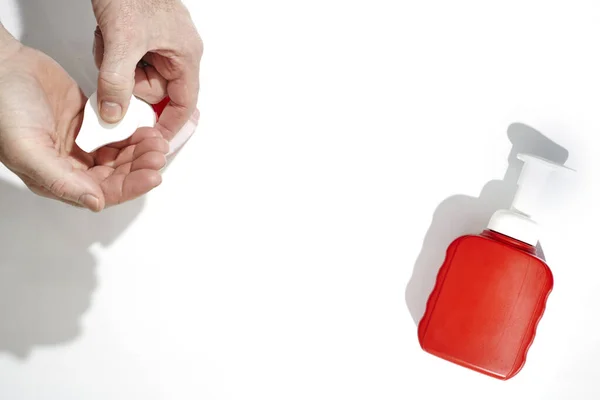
[0,0,599,399]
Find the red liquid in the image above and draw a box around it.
[418,230,553,380]
[151,96,170,119]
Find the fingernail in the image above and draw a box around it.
[100,101,123,123]
[80,194,100,211]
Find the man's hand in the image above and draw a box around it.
[0,32,169,211]
[92,0,203,140]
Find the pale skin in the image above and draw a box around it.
[0,0,202,211]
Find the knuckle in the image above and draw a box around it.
[115,26,139,46]
[145,92,166,104]
[48,177,68,199]
[104,34,131,60]
[103,25,145,59]
[98,71,133,96]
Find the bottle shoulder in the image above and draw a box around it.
[445,232,552,278]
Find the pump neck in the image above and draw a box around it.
[486,209,539,246]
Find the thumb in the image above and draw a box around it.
[24,152,105,211]
[96,30,146,123]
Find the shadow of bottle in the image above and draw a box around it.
[405,123,569,325]
[0,0,146,358]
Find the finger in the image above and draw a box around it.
[94,127,165,165]
[94,146,120,166]
[131,151,167,172]
[95,32,154,71]
[108,126,163,149]
[156,75,199,140]
[154,47,202,140]
[101,138,168,168]
[96,25,147,124]
[166,108,200,157]
[27,184,84,208]
[101,169,162,206]
[133,137,169,159]
[134,64,168,104]
[96,136,168,168]
[20,174,84,207]
[95,28,167,104]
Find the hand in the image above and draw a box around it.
[92,0,203,140]
[0,36,169,212]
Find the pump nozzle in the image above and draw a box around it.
[487,153,574,246]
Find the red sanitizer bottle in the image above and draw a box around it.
[418,154,573,380]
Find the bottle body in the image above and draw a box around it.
[418,230,553,380]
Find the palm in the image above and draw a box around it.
[0,47,167,210]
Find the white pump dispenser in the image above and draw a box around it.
[487,153,574,246]
[75,92,156,153]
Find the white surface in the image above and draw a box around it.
[0,1,599,399]
[76,92,156,153]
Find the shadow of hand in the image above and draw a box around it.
[0,179,144,358]
[17,0,98,96]
[0,0,153,359]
